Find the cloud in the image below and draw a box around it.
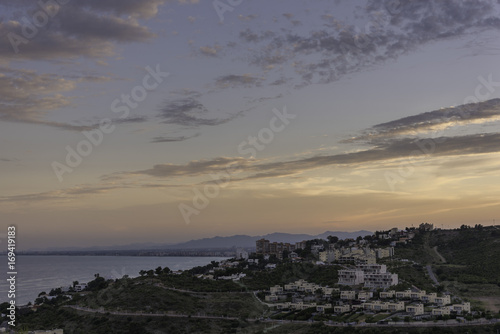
[157,97,243,127]
[199,45,221,57]
[151,133,200,143]
[124,157,249,178]
[0,185,119,203]
[239,29,275,43]
[112,130,500,182]
[238,14,257,22]
[214,74,263,89]
[112,116,149,124]
[0,0,165,61]
[0,67,143,131]
[346,98,500,143]
[236,1,500,87]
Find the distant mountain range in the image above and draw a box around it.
[168,231,373,249]
[25,230,372,252]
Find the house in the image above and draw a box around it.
[265,294,278,302]
[270,285,283,294]
[357,291,373,300]
[380,290,395,299]
[316,304,332,312]
[410,290,426,300]
[363,301,386,311]
[421,292,437,303]
[432,307,451,316]
[334,304,351,313]
[452,302,470,313]
[396,290,412,299]
[265,264,277,270]
[74,283,87,292]
[340,290,356,300]
[434,295,451,306]
[406,304,424,316]
[235,248,249,260]
[386,301,405,311]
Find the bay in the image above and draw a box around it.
[0,255,228,305]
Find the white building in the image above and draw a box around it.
[235,248,249,260]
[338,269,365,285]
[432,307,451,316]
[74,283,87,292]
[406,304,424,316]
[334,304,351,313]
[364,273,398,289]
[452,302,470,313]
[340,290,356,300]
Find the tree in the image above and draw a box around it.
[162,267,171,275]
[139,270,146,277]
[155,266,162,276]
[327,236,339,244]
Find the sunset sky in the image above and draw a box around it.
[2,0,500,250]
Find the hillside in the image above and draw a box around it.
[389,225,500,312]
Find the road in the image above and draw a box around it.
[426,265,440,285]
[64,305,500,328]
[433,246,447,263]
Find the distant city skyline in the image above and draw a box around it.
[2,0,500,250]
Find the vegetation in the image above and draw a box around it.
[8,225,500,333]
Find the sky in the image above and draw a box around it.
[2,0,500,250]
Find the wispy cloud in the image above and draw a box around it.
[214,74,264,89]
[114,99,500,182]
[157,97,243,127]
[345,98,500,143]
[232,1,500,88]
[0,0,165,61]
[151,133,200,143]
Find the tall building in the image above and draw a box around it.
[256,239,296,257]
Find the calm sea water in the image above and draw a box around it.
[0,255,228,305]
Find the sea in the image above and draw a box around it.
[0,255,229,305]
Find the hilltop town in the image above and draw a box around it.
[2,224,500,333]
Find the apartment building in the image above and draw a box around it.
[319,250,340,263]
[376,247,395,259]
[357,264,387,274]
[338,269,365,285]
[256,239,297,257]
[364,273,399,288]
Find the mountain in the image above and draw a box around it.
[22,231,372,252]
[166,230,373,249]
